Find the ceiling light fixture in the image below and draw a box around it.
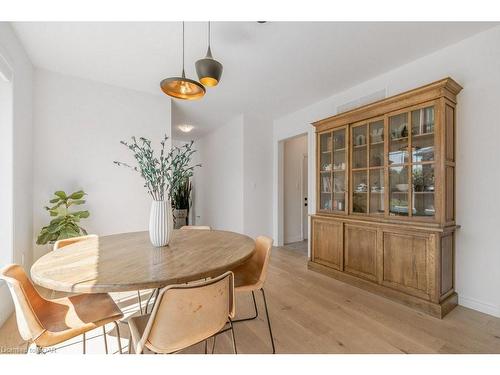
[178,124,194,133]
[161,22,205,100]
[195,21,223,87]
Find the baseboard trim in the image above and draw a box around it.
[284,235,304,244]
[0,282,13,327]
[458,295,500,318]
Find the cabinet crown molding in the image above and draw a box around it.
[313,77,462,132]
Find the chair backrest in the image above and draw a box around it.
[180,226,211,230]
[136,271,234,354]
[251,236,273,285]
[0,264,47,342]
[53,234,98,250]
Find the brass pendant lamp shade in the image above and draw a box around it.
[196,22,223,87]
[161,22,205,100]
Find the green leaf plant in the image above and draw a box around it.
[36,190,90,245]
[114,135,201,202]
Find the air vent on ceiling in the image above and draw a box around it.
[336,89,386,114]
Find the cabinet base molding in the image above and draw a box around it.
[308,260,457,319]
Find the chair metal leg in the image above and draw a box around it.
[103,325,109,354]
[233,291,258,322]
[211,335,217,354]
[137,291,143,314]
[145,288,160,314]
[113,321,122,354]
[144,289,156,314]
[228,319,237,354]
[260,288,276,354]
[82,332,86,354]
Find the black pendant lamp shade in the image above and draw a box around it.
[196,22,223,87]
[161,22,205,100]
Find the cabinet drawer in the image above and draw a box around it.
[311,218,343,270]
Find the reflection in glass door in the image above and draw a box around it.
[411,106,435,217]
[319,132,332,211]
[351,124,368,213]
[332,128,346,213]
[369,120,384,215]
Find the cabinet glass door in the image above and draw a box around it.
[411,106,435,218]
[319,132,332,211]
[352,170,368,213]
[369,168,385,214]
[351,124,368,214]
[352,125,367,168]
[387,105,436,219]
[389,113,409,165]
[411,106,435,162]
[332,128,347,212]
[369,120,384,167]
[412,163,435,216]
[389,166,409,216]
[368,119,385,215]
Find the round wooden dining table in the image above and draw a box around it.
[30,230,255,293]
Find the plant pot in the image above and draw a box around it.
[173,208,188,229]
[149,200,174,247]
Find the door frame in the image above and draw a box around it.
[300,152,308,241]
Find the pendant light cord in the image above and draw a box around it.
[182,21,185,73]
[208,21,211,48]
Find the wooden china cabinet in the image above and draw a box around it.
[310,78,462,318]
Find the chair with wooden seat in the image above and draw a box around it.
[0,264,124,354]
[231,235,275,353]
[128,271,236,354]
[142,227,212,314]
[53,234,98,251]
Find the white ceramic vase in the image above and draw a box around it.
[149,200,174,247]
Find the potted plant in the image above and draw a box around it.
[36,190,90,245]
[114,135,200,247]
[172,178,192,229]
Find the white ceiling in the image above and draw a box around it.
[12,22,497,139]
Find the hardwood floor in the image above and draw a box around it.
[2,242,500,354]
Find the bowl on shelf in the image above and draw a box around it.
[396,183,409,192]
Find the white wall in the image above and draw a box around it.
[283,134,307,243]
[273,25,500,317]
[0,23,33,327]
[242,115,273,239]
[32,69,171,260]
[0,67,13,268]
[192,114,274,239]
[193,115,244,233]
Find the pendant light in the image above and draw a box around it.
[161,22,205,100]
[196,21,223,87]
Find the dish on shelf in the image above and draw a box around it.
[396,183,409,192]
[355,183,368,192]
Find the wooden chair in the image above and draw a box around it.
[128,271,237,354]
[0,264,124,354]
[230,236,275,353]
[141,226,212,315]
[53,234,98,251]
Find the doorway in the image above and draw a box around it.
[282,133,308,252]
